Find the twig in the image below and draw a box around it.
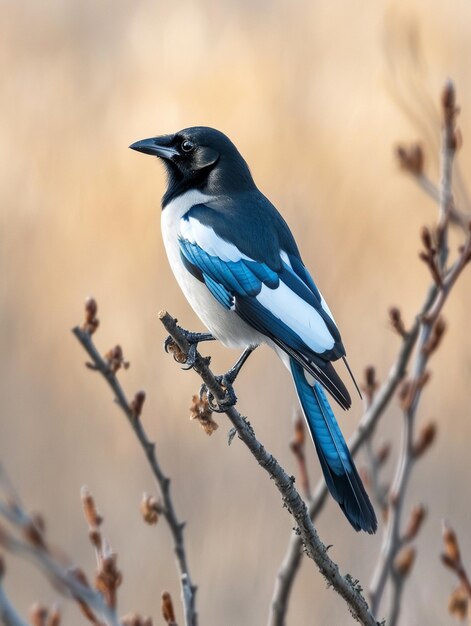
[441,522,471,620]
[441,522,471,598]
[0,514,120,626]
[72,309,197,626]
[159,312,379,626]
[437,80,458,270]
[369,80,468,623]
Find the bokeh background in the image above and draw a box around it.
[1,0,471,624]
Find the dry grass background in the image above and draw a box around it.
[1,0,471,624]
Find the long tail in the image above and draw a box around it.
[290,358,377,533]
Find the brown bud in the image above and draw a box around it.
[394,546,416,578]
[95,552,122,608]
[376,442,391,467]
[416,370,431,392]
[396,143,424,176]
[189,394,218,435]
[47,605,61,626]
[412,422,437,458]
[30,513,45,536]
[442,522,460,565]
[362,366,378,402]
[104,345,129,373]
[403,504,426,542]
[89,529,102,551]
[421,226,434,252]
[29,604,48,626]
[83,297,100,335]
[23,517,46,549]
[448,585,468,620]
[131,391,146,419]
[81,487,103,528]
[442,80,458,132]
[389,307,407,338]
[423,317,447,356]
[162,592,176,624]
[398,379,412,411]
[140,493,161,525]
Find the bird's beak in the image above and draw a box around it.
[129,136,179,159]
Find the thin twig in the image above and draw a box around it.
[441,522,471,605]
[72,321,197,626]
[159,312,379,626]
[0,511,120,626]
[369,80,468,623]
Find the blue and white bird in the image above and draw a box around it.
[130,127,377,534]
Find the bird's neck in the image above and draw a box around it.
[162,157,256,209]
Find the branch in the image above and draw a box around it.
[72,306,197,626]
[0,494,121,626]
[441,522,471,620]
[159,312,379,626]
[369,80,469,622]
[268,296,427,626]
[269,80,471,626]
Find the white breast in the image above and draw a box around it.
[160,190,263,349]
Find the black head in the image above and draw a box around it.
[130,126,255,206]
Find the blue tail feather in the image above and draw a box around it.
[290,358,377,534]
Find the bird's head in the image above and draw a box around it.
[130,126,255,206]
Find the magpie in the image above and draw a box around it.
[130,127,377,533]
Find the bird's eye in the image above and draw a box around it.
[181,140,194,153]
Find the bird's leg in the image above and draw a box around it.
[223,345,257,384]
[201,345,258,413]
[164,330,215,369]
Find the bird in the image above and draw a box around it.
[130,126,377,534]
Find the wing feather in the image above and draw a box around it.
[178,207,351,408]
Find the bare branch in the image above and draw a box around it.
[72,315,197,626]
[269,79,471,626]
[0,516,120,626]
[159,312,379,626]
[268,287,428,626]
[369,80,469,624]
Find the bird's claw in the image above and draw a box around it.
[199,375,238,413]
[164,335,174,354]
[181,343,197,370]
[165,330,213,369]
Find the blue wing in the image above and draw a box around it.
[178,203,351,409]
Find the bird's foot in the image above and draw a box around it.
[198,346,257,412]
[199,375,238,413]
[164,330,214,369]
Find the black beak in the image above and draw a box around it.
[129,136,179,159]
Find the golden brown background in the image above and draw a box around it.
[1,0,470,624]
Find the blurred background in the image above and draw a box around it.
[1,0,470,623]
